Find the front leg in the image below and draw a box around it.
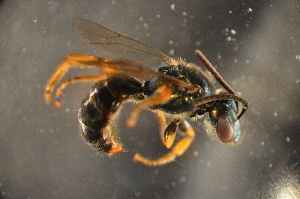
[156,112,180,148]
[133,120,195,166]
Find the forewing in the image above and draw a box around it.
[104,59,192,88]
[74,18,171,63]
[73,18,195,89]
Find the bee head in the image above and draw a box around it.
[207,98,241,143]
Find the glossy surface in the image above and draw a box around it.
[0,0,299,198]
[45,19,247,164]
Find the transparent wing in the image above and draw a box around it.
[73,19,195,90]
[74,18,171,63]
[101,59,192,89]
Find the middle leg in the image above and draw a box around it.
[126,85,173,127]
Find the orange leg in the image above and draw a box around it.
[155,111,169,146]
[45,54,110,108]
[162,118,181,148]
[126,85,173,127]
[156,111,180,148]
[55,75,107,97]
[133,120,195,166]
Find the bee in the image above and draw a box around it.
[45,19,248,166]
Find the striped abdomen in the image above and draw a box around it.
[78,76,142,154]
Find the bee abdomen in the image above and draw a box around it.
[78,77,142,154]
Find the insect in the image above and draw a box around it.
[45,18,248,166]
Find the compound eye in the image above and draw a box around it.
[217,114,234,142]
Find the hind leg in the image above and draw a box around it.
[45,54,109,108]
[55,75,107,97]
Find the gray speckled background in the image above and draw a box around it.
[1,0,300,198]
